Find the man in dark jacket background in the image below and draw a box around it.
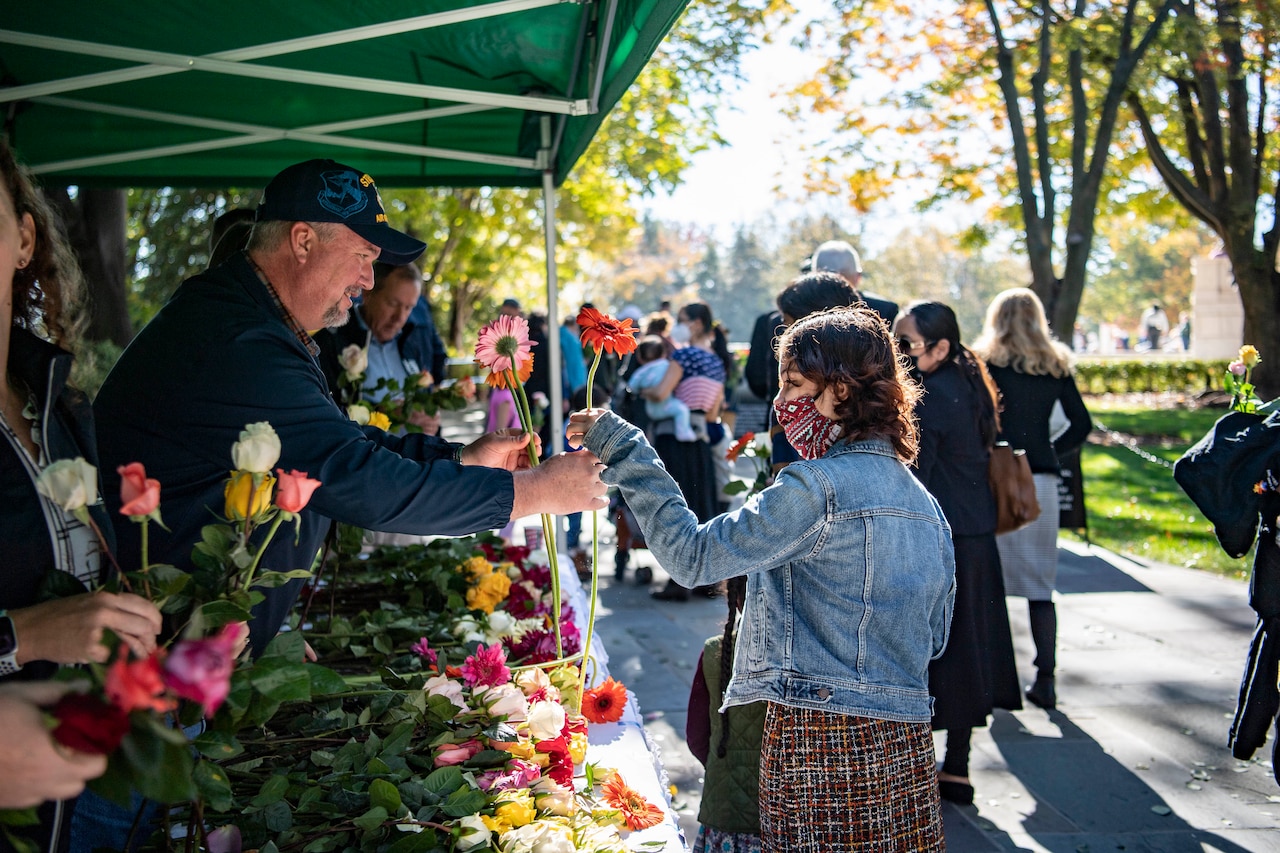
[316,262,448,435]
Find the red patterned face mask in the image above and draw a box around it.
[773,394,843,460]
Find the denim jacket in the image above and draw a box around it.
[586,411,955,722]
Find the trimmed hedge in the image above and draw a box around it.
[1072,358,1229,395]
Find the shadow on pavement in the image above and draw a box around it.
[1056,546,1151,594]
[985,711,1257,852]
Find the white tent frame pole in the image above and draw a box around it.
[541,116,566,547]
[0,27,591,115]
[29,97,537,174]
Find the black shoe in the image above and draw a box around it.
[651,584,690,602]
[938,780,975,805]
[694,583,723,598]
[1025,675,1056,710]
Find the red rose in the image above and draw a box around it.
[117,462,160,517]
[51,692,132,755]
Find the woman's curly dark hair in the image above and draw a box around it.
[2,136,84,347]
[777,306,921,462]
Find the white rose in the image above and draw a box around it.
[475,683,527,722]
[515,667,557,700]
[36,457,99,513]
[756,430,772,454]
[454,815,491,852]
[347,404,371,426]
[486,610,517,642]
[231,422,281,472]
[502,819,575,853]
[451,616,485,644]
[423,675,468,712]
[526,548,550,567]
[339,344,368,381]
[531,778,577,818]
[526,700,566,740]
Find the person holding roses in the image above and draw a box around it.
[0,138,163,853]
[315,261,449,435]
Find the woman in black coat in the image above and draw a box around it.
[896,300,1022,805]
[974,288,1092,713]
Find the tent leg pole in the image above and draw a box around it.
[542,137,566,553]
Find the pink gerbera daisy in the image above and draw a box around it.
[474,315,535,376]
[460,643,511,688]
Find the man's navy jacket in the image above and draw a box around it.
[94,253,513,653]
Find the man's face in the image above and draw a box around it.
[362,272,421,343]
[291,225,380,330]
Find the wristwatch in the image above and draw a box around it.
[0,611,20,676]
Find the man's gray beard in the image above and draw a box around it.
[322,303,348,329]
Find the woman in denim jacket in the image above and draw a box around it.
[571,307,955,851]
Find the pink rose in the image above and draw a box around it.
[117,462,161,518]
[1229,361,1247,376]
[433,738,483,767]
[162,623,247,714]
[274,469,321,513]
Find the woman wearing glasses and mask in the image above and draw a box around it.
[894,301,1022,806]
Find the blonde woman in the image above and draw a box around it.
[974,289,1092,710]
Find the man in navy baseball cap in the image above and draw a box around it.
[256,159,426,265]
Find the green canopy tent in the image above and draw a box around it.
[1,0,688,440]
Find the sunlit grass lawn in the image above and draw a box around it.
[1064,397,1252,580]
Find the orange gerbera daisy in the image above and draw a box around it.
[577,307,638,356]
[725,432,755,463]
[602,774,664,830]
[485,354,535,389]
[581,676,628,724]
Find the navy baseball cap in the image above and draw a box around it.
[255,159,426,264]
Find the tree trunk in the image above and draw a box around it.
[51,187,132,346]
[1234,261,1280,399]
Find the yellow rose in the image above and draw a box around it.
[480,815,508,835]
[367,411,392,431]
[568,731,589,765]
[224,471,276,520]
[461,555,492,580]
[1240,345,1261,368]
[494,791,536,828]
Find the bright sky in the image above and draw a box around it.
[638,13,975,257]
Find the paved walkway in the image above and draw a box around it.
[441,406,1280,850]
[584,532,1278,851]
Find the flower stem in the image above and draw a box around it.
[575,351,605,707]
[506,369,564,659]
[242,513,287,593]
[138,517,152,599]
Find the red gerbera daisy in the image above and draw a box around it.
[602,773,664,830]
[725,432,755,463]
[577,307,638,356]
[581,676,628,724]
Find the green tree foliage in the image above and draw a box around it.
[869,226,1027,339]
[783,0,1178,335]
[126,188,260,328]
[1125,0,1280,392]
[713,226,774,340]
[1078,218,1218,333]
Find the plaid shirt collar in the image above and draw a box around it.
[248,254,320,358]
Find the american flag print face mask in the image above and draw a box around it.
[773,394,842,460]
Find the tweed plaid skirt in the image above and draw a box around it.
[758,703,944,852]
